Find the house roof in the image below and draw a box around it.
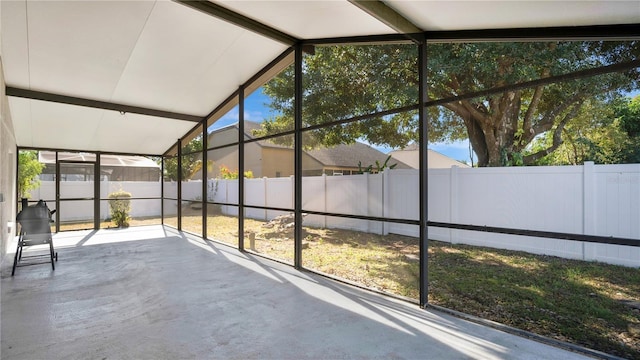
[243,121,293,150]
[208,120,293,150]
[2,1,638,155]
[389,144,470,169]
[307,142,411,170]
[209,121,410,169]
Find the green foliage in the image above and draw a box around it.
[530,96,640,165]
[616,95,640,137]
[18,151,45,199]
[500,148,524,166]
[259,41,639,166]
[615,95,640,163]
[163,157,178,181]
[257,44,422,150]
[357,155,398,173]
[163,137,205,181]
[108,190,131,228]
[218,165,254,179]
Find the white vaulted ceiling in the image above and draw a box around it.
[1,0,639,155]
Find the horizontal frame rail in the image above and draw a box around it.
[428,221,640,247]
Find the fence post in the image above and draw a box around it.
[322,173,327,229]
[583,161,595,261]
[365,172,371,233]
[263,177,267,221]
[382,170,389,236]
[450,166,459,244]
[223,179,229,216]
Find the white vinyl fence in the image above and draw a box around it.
[424,162,639,267]
[199,162,639,267]
[29,162,639,267]
[28,181,162,221]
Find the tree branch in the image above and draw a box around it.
[460,100,489,126]
[524,100,583,164]
[523,93,583,144]
[522,69,550,138]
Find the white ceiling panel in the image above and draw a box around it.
[9,97,195,154]
[11,97,102,150]
[216,0,396,38]
[3,1,155,99]
[95,112,196,155]
[7,97,33,146]
[387,1,640,31]
[1,1,30,87]
[110,1,287,116]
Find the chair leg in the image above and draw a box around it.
[12,240,21,276]
[49,239,55,271]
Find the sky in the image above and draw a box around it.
[214,87,640,166]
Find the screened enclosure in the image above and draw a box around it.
[5,1,639,358]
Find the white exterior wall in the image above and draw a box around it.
[1,54,19,262]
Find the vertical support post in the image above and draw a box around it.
[14,148,20,235]
[322,173,327,229]
[383,170,391,235]
[95,152,101,229]
[294,43,303,269]
[238,86,245,251]
[161,154,165,224]
[366,172,371,233]
[263,176,267,221]
[583,161,595,261]
[450,165,459,244]
[55,151,60,232]
[177,139,183,231]
[249,232,256,251]
[418,38,429,308]
[202,122,208,239]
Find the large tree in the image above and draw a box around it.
[257,41,639,166]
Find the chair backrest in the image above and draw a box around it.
[17,201,53,242]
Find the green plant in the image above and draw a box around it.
[108,190,132,228]
[357,155,397,174]
[18,150,45,199]
[219,165,254,179]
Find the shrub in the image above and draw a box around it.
[219,165,254,179]
[108,190,132,228]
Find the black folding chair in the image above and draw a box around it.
[12,200,58,276]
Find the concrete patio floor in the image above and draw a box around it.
[1,226,592,360]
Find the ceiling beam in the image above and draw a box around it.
[173,0,298,46]
[6,87,202,122]
[348,0,422,35]
[425,23,640,42]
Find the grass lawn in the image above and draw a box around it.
[198,214,640,359]
[57,217,162,232]
[60,213,640,358]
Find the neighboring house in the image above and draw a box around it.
[206,121,294,178]
[303,142,411,176]
[389,143,470,169]
[38,151,161,181]
[206,121,410,178]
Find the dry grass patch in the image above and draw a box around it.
[203,214,639,358]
